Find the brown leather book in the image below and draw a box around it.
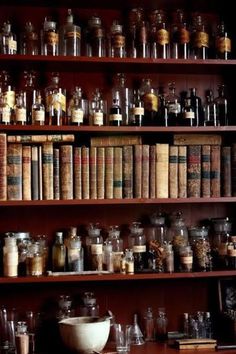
[90,146,97,199]
[60,145,73,200]
[74,146,82,200]
[156,144,169,198]
[134,145,142,198]
[81,146,90,199]
[123,145,133,199]
[201,145,211,198]
[97,147,105,199]
[178,146,187,198]
[22,145,31,200]
[105,147,114,199]
[210,145,221,197]
[90,135,142,147]
[221,146,232,197]
[113,147,122,199]
[7,134,75,143]
[149,145,156,199]
[31,145,39,201]
[142,145,150,198]
[53,148,60,200]
[169,145,178,198]
[174,134,222,145]
[42,142,54,200]
[0,133,7,201]
[7,143,22,200]
[187,145,201,198]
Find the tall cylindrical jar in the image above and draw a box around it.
[3,236,18,277]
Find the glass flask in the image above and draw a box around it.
[20,21,39,55]
[60,9,81,56]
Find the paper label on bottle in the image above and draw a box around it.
[180,256,193,264]
[133,245,146,253]
[68,249,80,261]
[45,31,58,45]
[179,28,190,44]
[168,102,181,114]
[91,244,103,254]
[15,108,27,122]
[157,29,170,45]
[57,92,66,112]
[194,31,209,48]
[8,38,17,51]
[228,249,236,257]
[184,111,195,119]
[125,261,134,274]
[65,31,81,39]
[143,93,158,112]
[2,107,11,123]
[71,109,84,123]
[32,110,45,122]
[4,91,15,109]
[216,37,231,53]
[93,112,104,125]
[133,107,144,115]
[109,113,122,122]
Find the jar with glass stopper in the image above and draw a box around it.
[191,13,209,60]
[15,321,29,354]
[215,20,231,60]
[211,217,232,269]
[57,294,74,320]
[45,72,66,125]
[52,231,66,272]
[1,21,17,54]
[128,222,147,272]
[214,84,228,126]
[143,307,155,341]
[89,88,107,126]
[112,73,131,125]
[60,9,81,56]
[20,21,39,55]
[165,82,181,126]
[0,93,11,124]
[109,20,126,58]
[22,70,37,124]
[70,88,87,126]
[156,308,168,341]
[3,235,18,277]
[139,78,158,126]
[67,236,84,272]
[79,291,100,316]
[171,9,190,59]
[130,89,144,126]
[189,226,212,272]
[26,241,43,276]
[14,91,27,125]
[203,89,218,126]
[32,90,45,125]
[86,223,103,271]
[41,17,58,56]
[150,9,170,59]
[106,225,123,272]
[0,70,15,122]
[109,90,123,126]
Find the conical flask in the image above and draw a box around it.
[130,314,145,345]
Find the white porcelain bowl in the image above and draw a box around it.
[59,316,111,353]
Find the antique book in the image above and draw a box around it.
[7,134,75,143]
[123,145,133,198]
[201,145,211,198]
[90,135,142,147]
[42,142,54,200]
[31,146,39,200]
[7,143,22,200]
[74,146,82,200]
[142,144,150,198]
[169,145,178,198]
[22,145,32,200]
[156,144,169,198]
[210,145,221,197]
[0,133,7,201]
[81,146,90,199]
[187,145,201,198]
[134,145,142,198]
[105,147,114,199]
[90,146,97,199]
[176,338,217,350]
[97,147,105,199]
[38,145,43,200]
[60,145,73,200]
[174,134,222,146]
[149,145,156,199]
[113,147,123,199]
[178,146,187,198]
[53,148,60,200]
[221,146,232,197]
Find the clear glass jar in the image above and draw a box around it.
[211,217,232,269]
[14,91,27,125]
[41,17,58,56]
[150,10,170,59]
[32,90,45,125]
[26,242,43,276]
[85,15,106,57]
[171,9,190,59]
[124,248,134,274]
[179,245,193,272]
[67,236,84,272]
[139,78,158,126]
[86,223,103,271]
[79,292,99,316]
[128,222,147,272]
[45,72,66,125]
[15,321,29,354]
[60,9,81,56]
[191,13,209,60]
[215,20,231,60]
[164,243,174,273]
[109,20,126,58]
[106,225,123,272]
[147,212,167,245]
[1,21,17,54]
[156,308,168,341]
[20,21,39,55]
[3,236,18,277]
[52,231,66,272]
[57,294,74,320]
[0,93,11,124]
[189,227,212,272]
[70,88,88,126]
[89,88,107,126]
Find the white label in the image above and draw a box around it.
[133,245,146,253]
[109,113,122,121]
[133,107,144,115]
[91,244,103,255]
[4,91,15,109]
[184,111,195,119]
[93,112,103,125]
[180,256,193,264]
[2,107,11,123]
[33,110,45,122]
[71,109,84,123]
[15,108,27,122]
[168,103,181,114]
[228,249,236,257]
[8,38,17,51]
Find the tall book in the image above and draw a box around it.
[31,146,39,200]
[74,146,82,199]
[169,145,178,198]
[142,145,150,198]
[97,147,105,199]
[187,145,201,198]
[201,145,211,198]
[90,146,97,199]
[0,133,7,201]
[156,144,169,198]
[7,143,22,200]
[123,145,133,198]
[178,146,187,198]
[22,145,31,200]
[60,145,73,200]
[105,147,114,199]
[221,146,232,197]
[42,142,54,200]
[113,147,123,199]
[81,146,90,199]
[53,148,60,200]
[134,145,142,198]
[210,145,221,197]
[149,145,156,199]
[38,145,43,200]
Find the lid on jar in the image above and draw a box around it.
[43,19,57,31]
[150,212,165,226]
[188,226,209,238]
[14,232,30,240]
[88,15,102,28]
[211,217,232,232]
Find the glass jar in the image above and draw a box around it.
[52,231,66,272]
[41,17,58,56]
[3,235,18,277]
[124,248,134,274]
[147,212,167,244]
[109,20,126,58]
[67,236,84,272]
[26,242,43,276]
[211,217,232,269]
[85,15,106,57]
[189,226,211,271]
[60,9,81,56]
[15,321,29,354]
[128,222,147,272]
[57,294,74,320]
[156,308,168,341]
[106,225,123,273]
[179,245,193,272]
[20,21,39,55]
[139,78,158,126]
[86,223,103,271]
[164,243,174,273]
[79,292,99,316]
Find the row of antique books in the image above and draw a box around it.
[0,133,234,201]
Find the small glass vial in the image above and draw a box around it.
[214,84,228,126]
[15,321,29,354]
[179,245,193,272]
[15,92,27,125]
[143,307,155,341]
[26,242,43,276]
[89,88,107,126]
[41,17,58,56]
[125,248,134,274]
[109,20,126,58]
[0,93,11,124]
[109,90,123,126]
[1,21,17,54]
[215,20,231,60]
[32,91,45,125]
[52,231,66,272]
[60,9,81,56]
[130,89,144,126]
[20,21,39,55]
[156,308,168,341]
[3,236,18,277]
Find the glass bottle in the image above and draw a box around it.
[60,9,81,56]
[181,97,195,127]
[89,88,107,126]
[203,90,218,126]
[0,93,11,124]
[179,245,193,272]
[130,89,144,126]
[103,242,114,272]
[15,321,29,354]
[214,84,228,126]
[183,313,190,338]
[112,73,131,125]
[41,17,58,56]
[165,82,181,126]
[20,21,39,55]
[109,20,126,58]
[143,307,155,341]
[156,308,168,341]
[70,89,87,126]
[45,72,66,125]
[139,78,158,126]
[191,14,209,60]
[189,226,211,272]
[0,70,15,121]
[128,222,147,272]
[22,70,37,124]
[171,9,190,59]
[3,236,18,277]
[86,223,103,271]
[67,236,84,272]
[79,292,99,316]
[150,10,170,59]
[52,231,66,272]
[189,87,203,126]
[86,15,106,57]
[136,21,150,58]
[26,242,43,276]
[106,225,123,273]
[109,90,123,126]
[157,86,168,127]
[124,248,134,274]
[57,294,73,320]
[148,212,167,245]
[14,91,27,125]
[1,21,17,54]
[215,20,231,60]
[32,91,45,125]
[164,243,174,273]
[211,217,232,269]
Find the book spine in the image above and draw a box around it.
[105,147,114,199]
[60,145,73,200]
[38,145,43,200]
[134,145,142,198]
[169,145,178,198]
[149,145,156,199]
[7,134,75,143]
[53,148,60,200]
[82,146,90,199]
[42,142,54,200]
[22,145,32,200]
[31,146,39,200]
[221,146,232,197]
[0,133,7,201]
[142,144,150,198]
[123,145,133,198]
[174,134,222,146]
[90,135,142,147]
[178,146,187,198]
[187,145,201,198]
[113,147,123,199]
[7,143,22,200]
[156,144,169,198]
[90,146,97,199]
[74,146,82,199]
[97,147,105,199]
[201,145,211,198]
[210,145,221,197]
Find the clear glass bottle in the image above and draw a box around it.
[20,21,39,55]
[124,248,134,274]
[89,88,107,126]
[191,14,209,60]
[86,223,103,271]
[41,17,58,56]
[148,212,167,245]
[79,291,100,316]
[179,245,193,272]
[189,226,212,272]
[130,89,144,126]
[22,70,36,124]
[181,97,195,127]
[128,222,147,272]
[26,242,43,276]
[215,20,231,60]
[3,236,18,277]
[0,70,15,121]
[60,9,81,56]
[52,231,66,272]
[139,78,158,126]
[203,89,218,126]
[103,242,114,272]
[171,9,190,59]
[70,89,87,126]
[15,321,29,354]
[109,20,126,58]
[109,90,123,126]
[165,82,181,126]
[164,243,174,273]
[136,21,150,58]
[189,87,203,126]
[211,217,232,269]
[112,73,131,125]
[32,90,45,125]
[156,308,168,341]
[143,307,155,341]
[67,236,84,272]
[14,91,27,125]
[1,21,17,54]
[85,15,106,57]
[45,72,66,125]
[57,294,73,320]
[150,10,170,59]
[183,313,190,338]
[214,84,228,126]
[0,93,11,124]
[106,225,123,273]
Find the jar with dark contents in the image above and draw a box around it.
[189,226,212,271]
